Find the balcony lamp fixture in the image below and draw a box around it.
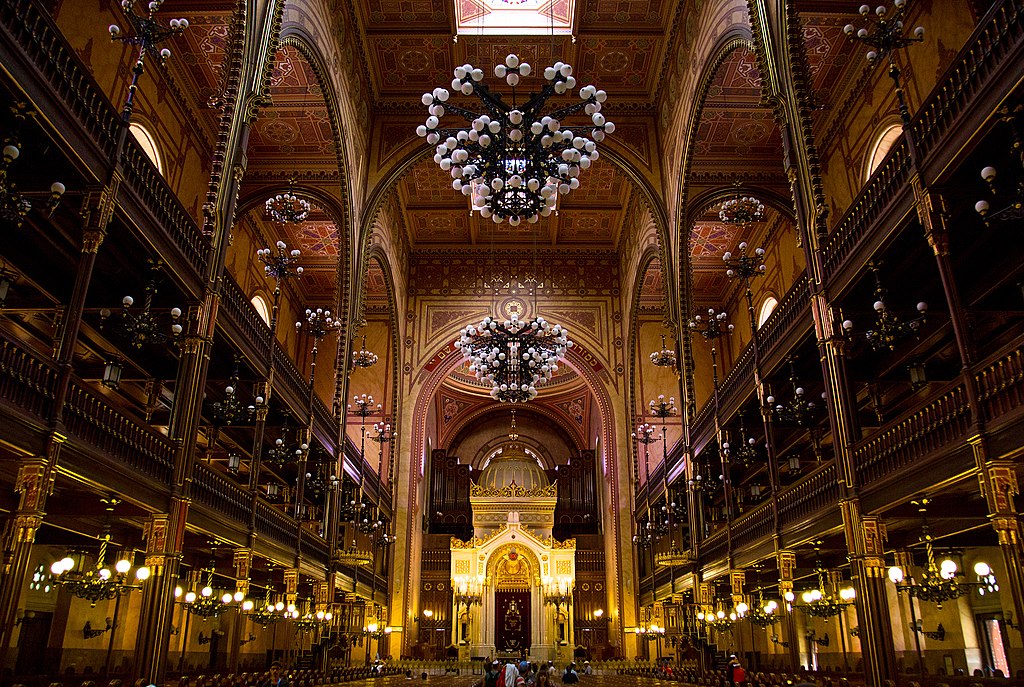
[107,0,188,122]
[176,569,241,619]
[0,267,14,309]
[766,359,824,427]
[649,334,677,369]
[351,334,379,369]
[1,105,65,228]
[718,182,765,226]
[266,177,311,225]
[209,360,261,427]
[294,601,334,633]
[101,260,182,348]
[50,541,150,607]
[844,1,925,63]
[416,54,614,225]
[257,242,304,282]
[696,608,737,633]
[742,594,780,627]
[841,263,927,351]
[633,621,666,640]
[51,498,150,607]
[909,619,946,641]
[797,560,855,619]
[266,419,307,469]
[974,107,1024,225]
[457,312,572,403]
[334,539,373,568]
[102,357,125,390]
[82,618,114,639]
[887,498,995,608]
[725,413,759,468]
[247,591,286,626]
[723,242,767,282]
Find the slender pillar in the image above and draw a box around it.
[841,507,897,682]
[228,549,253,672]
[777,550,800,672]
[977,458,1024,642]
[134,508,186,682]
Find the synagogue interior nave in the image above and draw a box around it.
[1,0,1024,685]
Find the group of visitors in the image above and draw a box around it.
[483,659,590,687]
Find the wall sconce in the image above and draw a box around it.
[909,619,946,641]
[770,634,789,648]
[849,626,860,637]
[806,630,829,647]
[102,357,124,390]
[83,618,113,639]
[198,629,225,645]
[594,608,604,620]
[908,361,927,389]
[240,633,257,645]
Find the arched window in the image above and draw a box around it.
[129,122,163,173]
[865,124,902,181]
[251,294,270,325]
[758,296,779,328]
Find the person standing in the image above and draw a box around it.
[260,662,289,687]
[727,656,745,686]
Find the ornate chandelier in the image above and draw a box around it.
[797,562,855,619]
[50,539,150,607]
[351,334,379,369]
[265,177,310,225]
[741,597,779,627]
[719,183,765,226]
[649,334,677,368]
[841,263,927,351]
[697,609,736,632]
[456,313,572,403]
[416,54,614,224]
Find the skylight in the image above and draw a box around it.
[456,0,574,35]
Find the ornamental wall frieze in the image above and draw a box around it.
[540,537,577,550]
[469,483,558,498]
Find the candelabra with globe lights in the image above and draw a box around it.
[417,54,614,225]
[841,263,927,352]
[631,420,664,549]
[100,259,182,348]
[765,358,824,429]
[457,312,572,403]
[50,541,150,607]
[246,590,287,627]
[649,334,678,369]
[351,333,379,369]
[175,569,241,620]
[107,0,189,122]
[209,360,261,428]
[844,1,925,124]
[256,241,303,333]
[0,104,66,228]
[265,177,311,225]
[367,420,396,548]
[719,182,765,226]
[974,107,1024,225]
[296,307,340,386]
[696,608,737,633]
[743,596,780,628]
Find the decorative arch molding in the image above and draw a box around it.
[442,401,588,460]
[686,184,796,230]
[625,246,672,488]
[356,133,678,334]
[484,541,542,583]
[402,333,625,649]
[362,245,404,484]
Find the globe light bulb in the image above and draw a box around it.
[136,566,151,581]
[974,561,992,577]
[115,559,131,574]
[888,566,904,584]
[185,591,197,603]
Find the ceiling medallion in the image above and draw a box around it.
[265,176,310,225]
[416,54,614,225]
[718,182,765,226]
[456,312,573,403]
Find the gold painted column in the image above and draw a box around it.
[134,510,186,683]
[0,458,53,671]
[841,508,897,683]
[228,549,253,672]
[978,459,1024,640]
[777,550,800,672]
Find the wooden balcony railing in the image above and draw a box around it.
[824,0,1024,287]
[254,498,302,550]
[0,338,56,419]
[690,274,812,453]
[853,382,971,487]
[63,380,176,483]
[299,528,331,564]
[192,462,252,525]
[729,501,774,551]
[976,345,1024,421]
[219,276,273,370]
[776,461,840,527]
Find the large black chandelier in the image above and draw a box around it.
[457,313,572,403]
[265,177,311,225]
[416,54,614,225]
[841,263,927,351]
